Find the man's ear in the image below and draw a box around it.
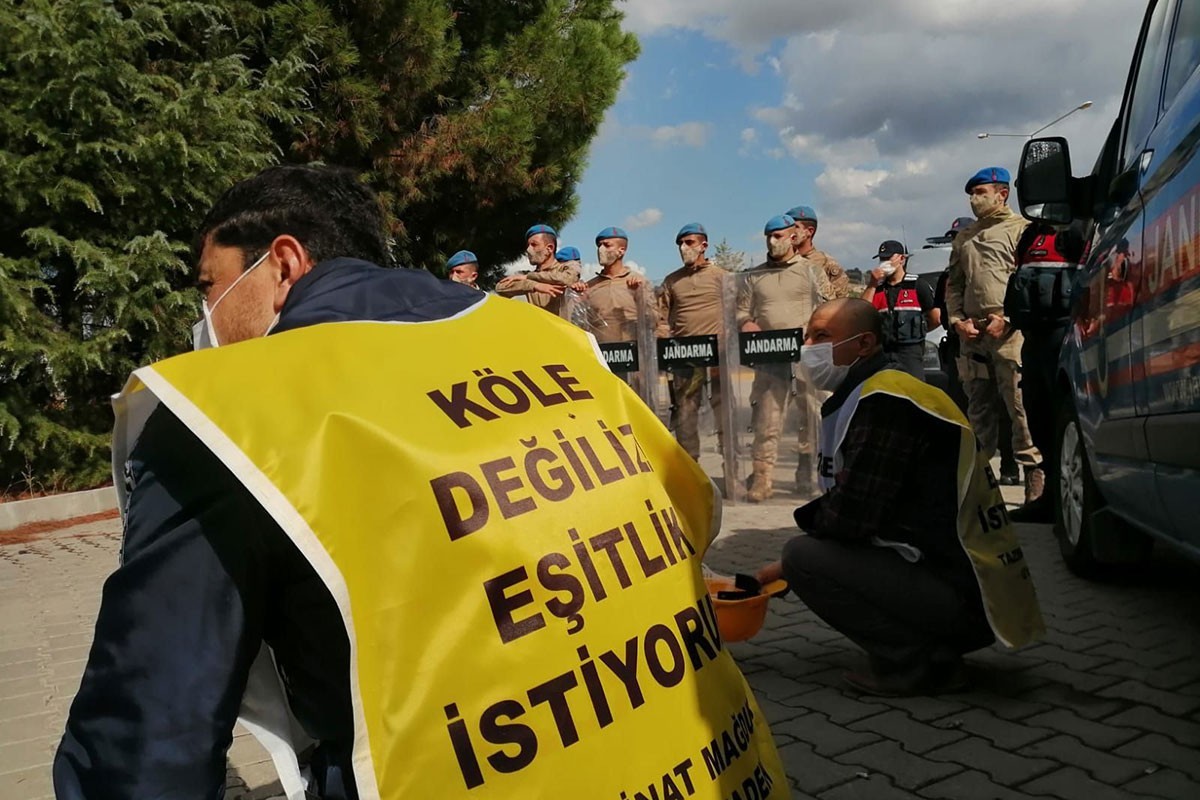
[859,332,880,356]
[268,234,315,312]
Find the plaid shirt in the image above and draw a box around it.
[810,357,965,573]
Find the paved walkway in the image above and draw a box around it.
[3,499,1199,798]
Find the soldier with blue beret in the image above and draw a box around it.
[445,250,480,290]
[785,205,850,299]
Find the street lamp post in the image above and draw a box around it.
[977,101,1093,139]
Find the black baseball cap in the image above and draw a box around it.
[873,240,908,260]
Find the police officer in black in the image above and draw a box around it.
[862,240,939,380]
[1003,222,1085,521]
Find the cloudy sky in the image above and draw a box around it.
[548,0,1145,280]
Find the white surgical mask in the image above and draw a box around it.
[800,333,865,392]
[879,264,896,276]
[193,251,269,350]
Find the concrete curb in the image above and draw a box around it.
[0,487,118,531]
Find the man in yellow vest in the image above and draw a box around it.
[757,299,1043,696]
[54,165,785,800]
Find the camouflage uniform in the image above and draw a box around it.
[736,255,832,498]
[805,249,852,299]
[946,206,1040,465]
[657,261,727,460]
[495,260,582,315]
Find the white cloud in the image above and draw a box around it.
[624,208,665,230]
[740,128,757,145]
[622,0,1139,262]
[649,121,711,148]
[815,167,890,200]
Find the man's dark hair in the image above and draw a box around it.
[194,164,390,268]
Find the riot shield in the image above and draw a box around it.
[719,262,825,505]
[559,286,662,416]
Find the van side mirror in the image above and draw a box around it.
[1017,137,1074,224]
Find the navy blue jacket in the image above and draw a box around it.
[54,260,482,799]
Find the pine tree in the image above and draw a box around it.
[1,0,636,493]
[0,0,310,493]
[711,238,748,272]
[272,0,639,285]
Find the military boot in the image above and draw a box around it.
[1024,466,1045,504]
[746,461,774,503]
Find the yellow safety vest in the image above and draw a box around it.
[817,369,1045,649]
[113,296,786,800]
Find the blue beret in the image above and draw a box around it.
[525,223,557,241]
[764,214,795,235]
[675,223,708,243]
[965,167,1011,193]
[446,250,477,269]
[785,205,817,224]
[555,246,581,262]
[595,226,629,245]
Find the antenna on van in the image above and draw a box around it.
[902,225,909,254]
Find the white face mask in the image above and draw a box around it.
[679,243,703,266]
[879,264,896,276]
[969,191,1004,218]
[193,251,269,350]
[800,333,865,392]
[598,247,621,267]
[767,237,792,260]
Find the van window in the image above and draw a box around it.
[1124,0,1174,169]
[1164,0,1200,111]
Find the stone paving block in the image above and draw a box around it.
[1119,767,1200,799]
[847,710,965,755]
[916,768,1036,799]
[1018,683,1127,720]
[955,690,1053,722]
[1083,641,1189,671]
[1099,705,1200,753]
[1019,643,1113,673]
[1020,662,1123,694]
[771,712,882,757]
[865,693,970,723]
[835,740,961,791]
[754,695,809,727]
[786,688,888,725]
[727,639,783,664]
[1040,612,1105,635]
[746,669,822,702]
[1040,629,1110,653]
[744,650,833,678]
[1022,708,1141,750]
[776,740,864,796]
[1091,659,1200,692]
[1097,680,1200,716]
[1115,732,1200,781]
[1019,734,1154,785]
[1018,765,1141,800]
[933,708,1054,750]
[819,774,919,799]
[925,735,1057,786]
